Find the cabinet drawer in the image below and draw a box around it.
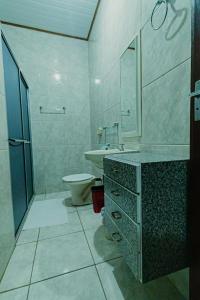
[104,157,139,193]
[105,195,140,248]
[104,176,139,224]
[104,212,139,279]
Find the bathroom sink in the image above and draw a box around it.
[84,149,138,169]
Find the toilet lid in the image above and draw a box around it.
[63,173,94,183]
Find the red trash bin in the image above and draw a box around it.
[92,185,104,213]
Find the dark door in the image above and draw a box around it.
[20,74,34,203]
[2,37,27,232]
[190,0,200,299]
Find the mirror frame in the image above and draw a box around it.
[120,32,142,139]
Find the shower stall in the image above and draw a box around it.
[2,34,33,234]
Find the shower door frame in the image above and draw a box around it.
[19,71,34,204]
[1,32,34,233]
[190,0,200,299]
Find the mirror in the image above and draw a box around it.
[120,34,141,138]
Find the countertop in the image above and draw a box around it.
[105,151,189,164]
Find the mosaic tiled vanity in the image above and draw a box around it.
[103,152,189,283]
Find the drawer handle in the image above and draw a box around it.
[111,211,122,220]
[112,168,119,173]
[112,232,122,242]
[111,190,120,197]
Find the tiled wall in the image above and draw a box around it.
[0,23,15,280]
[89,0,191,157]
[141,0,191,147]
[2,25,92,194]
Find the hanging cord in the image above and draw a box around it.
[151,0,169,30]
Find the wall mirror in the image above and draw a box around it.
[120,34,141,138]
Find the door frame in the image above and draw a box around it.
[190,0,200,299]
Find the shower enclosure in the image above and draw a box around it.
[2,34,33,233]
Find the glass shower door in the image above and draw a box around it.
[20,74,34,204]
[2,37,27,232]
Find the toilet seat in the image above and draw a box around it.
[62,173,94,183]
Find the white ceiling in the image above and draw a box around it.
[0,0,99,39]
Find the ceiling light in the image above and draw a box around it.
[95,78,101,85]
[54,72,61,81]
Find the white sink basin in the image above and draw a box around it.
[84,149,138,169]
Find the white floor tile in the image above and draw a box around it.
[78,208,102,230]
[77,204,93,212]
[17,229,39,245]
[0,243,36,292]
[29,266,106,300]
[33,194,45,201]
[0,287,29,300]
[39,212,82,240]
[168,269,189,299]
[23,198,76,229]
[45,191,70,200]
[97,258,186,300]
[85,225,121,264]
[31,232,94,282]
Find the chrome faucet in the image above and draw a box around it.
[105,143,111,150]
[101,143,110,150]
[119,144,125,151]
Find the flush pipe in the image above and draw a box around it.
[103,127,108,144]
[113,122,120,148]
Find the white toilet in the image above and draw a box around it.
[62,174,95,206]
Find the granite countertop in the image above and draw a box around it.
[105,151,189,164]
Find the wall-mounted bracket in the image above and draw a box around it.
[39,106,66,115]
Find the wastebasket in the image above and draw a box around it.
[92,184,104,213]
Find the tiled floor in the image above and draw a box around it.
[23,193,75,229]
[0,192,188,299]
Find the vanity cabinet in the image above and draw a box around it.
[103,152,188,283]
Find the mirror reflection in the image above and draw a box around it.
[120,36,141,137]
